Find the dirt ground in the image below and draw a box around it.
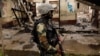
[0,28,100,56]
[62,34,100,55]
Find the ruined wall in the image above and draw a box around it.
[60,0,76,21]
[77,2,89,13]
[1,0,15,24]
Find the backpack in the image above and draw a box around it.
[46,27,59,47]
[31,19,59,47]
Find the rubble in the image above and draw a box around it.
[65,34,99,45]
[0,27,100,56]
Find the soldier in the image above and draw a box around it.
[31,3,59,55]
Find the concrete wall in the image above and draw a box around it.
[60,0,90,21]
[1,0,15,24]
[76,1,92,23]
[2,0,14,17]
[60,0,76,21]
[77,2,89,13]
[60,0,92,25]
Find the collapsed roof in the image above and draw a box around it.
[76,0,100,10]
[85,0,100,6]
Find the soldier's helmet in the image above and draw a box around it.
[38,3,54,15]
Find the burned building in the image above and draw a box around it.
[76,0,100,33]
[60,0,100,33]
[0,0,100,56]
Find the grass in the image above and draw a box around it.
[0,50,2,56]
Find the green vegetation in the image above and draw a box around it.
[0,50,2,56]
